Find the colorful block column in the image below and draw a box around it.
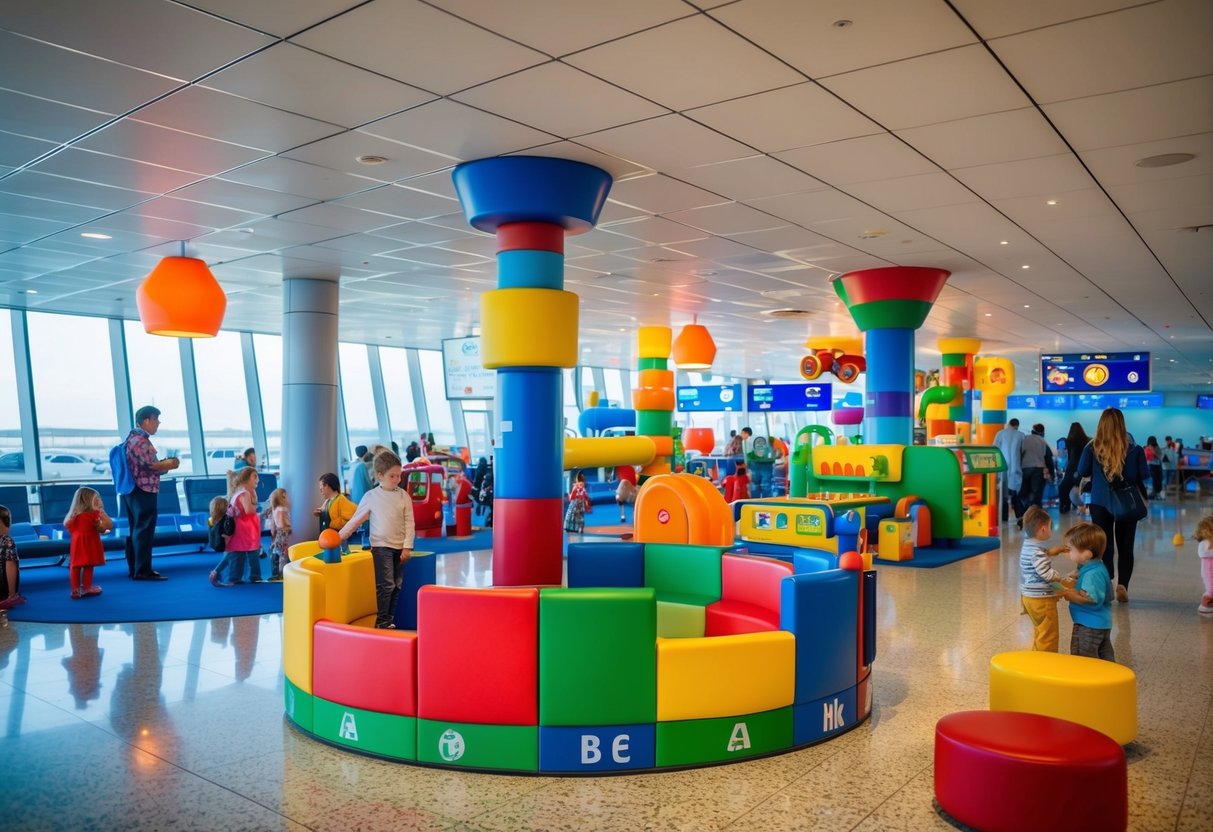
[452,157,612,587]
[936,337,981,442]
[634,326,675,480]
[831,267,951,445]
[974,356,1016,445]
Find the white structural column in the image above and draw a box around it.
[281,275,340,537]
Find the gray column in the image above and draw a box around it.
[281,276,339,538]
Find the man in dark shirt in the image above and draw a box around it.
[124,406,180,580]
[1016,423,1054,528]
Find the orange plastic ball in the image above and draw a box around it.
[318,528,342,550]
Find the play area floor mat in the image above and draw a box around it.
[874,537,1001,569]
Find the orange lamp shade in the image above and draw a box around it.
[672,323,716,370]
[683,427,715,456]
[136,256,227,337]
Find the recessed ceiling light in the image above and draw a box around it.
[80,232,111,240]
[1135,152,1196,168]
[999,240,1009,245]
[356,154,389,165]
[1021,265,1031,269]
[25,289,38,295]
[984,312,992,317]
[1023,304,1030,308]
[1046,200,1058,206]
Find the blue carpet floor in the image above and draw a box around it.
[875,536,1001,569]
[8,529,497,624]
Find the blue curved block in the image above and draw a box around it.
[780,570,858,704]
[452,157,613,234]
[793,685,857,746]
[497,249,564,290]
[497,368,564,499]
[539,724,654,772]
[567,542,644,588]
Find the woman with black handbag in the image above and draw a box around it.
[1076,407,1150,603]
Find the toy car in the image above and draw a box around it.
[800,348,866,383]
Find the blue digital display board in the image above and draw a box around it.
[747,382,832,412]
[1007,393,1163,410]
[676,384,742,412]
[1007,395,1074,410]
[1197,394,1213,410]
[1040,352,1150,393]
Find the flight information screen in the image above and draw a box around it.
[1039,352,1150,393]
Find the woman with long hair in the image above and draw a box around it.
[1058,421,1090,514]
[1076,408,1149,603]
[1144,436,1163,498]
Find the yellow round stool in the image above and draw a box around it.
[989,651,1137,745]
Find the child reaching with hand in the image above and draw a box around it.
[266,488,291,583]
[1018,505,1073,652]
[1194,514,1213,614]
[1058,522,1115,662]
[338,450,414,629]
[64,487,112,599]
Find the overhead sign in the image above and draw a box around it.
[747,382,832,412]
[441,337,496,400]
[1007,393,1163,410]
[676,384,742,412]
[1039,352,1150,393]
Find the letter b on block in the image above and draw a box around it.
[539,725,655,773]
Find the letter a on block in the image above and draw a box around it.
[339,712,359,741]
[581,735,602,765]
[727,722,752,752]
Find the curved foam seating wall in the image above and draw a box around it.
[989,651,1137,745]
[284,540,875,773]
[935,711,1127,832]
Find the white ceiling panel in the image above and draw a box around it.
[1081,133,1213,188]
[896,108,1070,171]
[30,149,201,194]
[1109,173,1213,219]
[0,30,180,115]
[276,203,401,234]
[291,0,548,95]
[601,217,708,246]
[664,203,786,236]
[989,0,1213,104]
[953,155,1096,201]
[1043,76,1213,152]
[0,90,112,146]
[429,0,692,56]
[670,156,828,202]
[216,157,374,201]
[775,133,939,186]
[76,119,269,177]
[283,132,454,183]
[511,142,653,184]
[0,213,75,246]
[201,43,436,128]
[0,0,273,80]
[0,131,56,170]
[360,100,555,163]
[128,196,259,231]
[820,45,1030,131]
[183,0,367,37]
[453,63,668,139]
[607,175,726,215]
[846,172,979,214]
[335,185,459,221]
[712,0,976,79]
[566,15,803,111]
[686,82,882,153]
[951,0,1147,39]
[0,171,154,212]
[580,116,757,171]
[169,179,315,217]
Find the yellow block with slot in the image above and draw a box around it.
[656,631,795,721]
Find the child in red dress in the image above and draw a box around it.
[64,487,113,599]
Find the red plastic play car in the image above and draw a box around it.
[800,348,866,384]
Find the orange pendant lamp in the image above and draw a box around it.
[136,244,227,337]
[672,314,716,370]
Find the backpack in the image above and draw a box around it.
[221,504,238,538]
[110,438,136,496]
[208,518,227,552]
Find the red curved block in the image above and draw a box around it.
[417,585,539,725]
[313,621,417,716]
[935,711,1126,832]
[705,601,779,635]
[704,555,793,637]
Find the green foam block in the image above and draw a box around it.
[417,719,538,771]
[656,600,706,638]
[656,707,792,767]
[313,697,416,760]
[284,677,313,732]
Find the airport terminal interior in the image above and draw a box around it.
[2,1,1212,830]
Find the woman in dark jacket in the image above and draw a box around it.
[471,457,489,516]
[1144,436,1163,498]
[1076,408,1149,603]
[1058,422,1090,514]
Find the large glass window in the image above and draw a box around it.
[461,401,492,460]
[604,368,626,409]
[26,312,116,480]
[192,331,253,475]
[379,347,419,449]
[562,367,580,436]
[252,334,282,467]
[0,313,22,477]
[418,349,456,447]
[339,342,379,462]
[124,321,190,475]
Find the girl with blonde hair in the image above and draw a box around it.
[1076,407,1149,603]
[223,466,264,584]
[64,487,112,599]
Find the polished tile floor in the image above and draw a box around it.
[3,500,1212,831]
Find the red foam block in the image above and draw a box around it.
[935,711,1126,832]
[417,585,539,725]
[720,553,793,610]
[496,221,564,254]
[493,498,564,587]
[705,601,780,636]
[313,621,417,716]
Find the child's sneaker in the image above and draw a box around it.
[1199,595,1213,614]
[70,589,82,600]
[84,586,102,597]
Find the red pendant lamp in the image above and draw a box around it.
[136,243,227,337]
[672,314,716,370]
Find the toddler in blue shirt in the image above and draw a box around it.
[1058,522,1115,662]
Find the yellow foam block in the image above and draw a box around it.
[301,551,377,627]
[657,601,706,639]
[283,562,324,694]
[288,540,321,562]
[989,651,1137,745]
[657,631,795,721]
[637,325,671,359]
[480,288,578,368]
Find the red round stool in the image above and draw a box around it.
[934,711,1127,832]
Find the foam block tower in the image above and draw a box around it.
[452,157,612,586]
[634,326,676,480]
[933,337,981,442]
[831,267,951,445]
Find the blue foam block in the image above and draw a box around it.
[780,570,859,704]
[863,570,877,667]
[539,724,655,772]
[497,249,564,290]
[567,542,644,588]
[792,549,839,574]
[793,685,858,746]
[496,368,564,499]
[393,551,438,630]
[452,156,612,234]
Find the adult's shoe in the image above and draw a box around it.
[135,572,168,581]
